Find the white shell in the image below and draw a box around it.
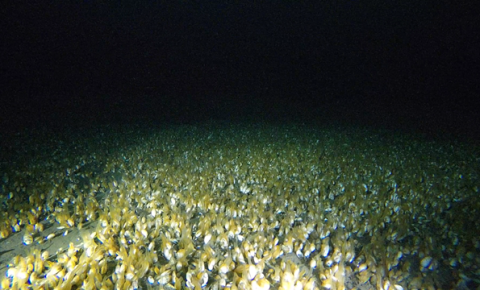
[420,256,433,268]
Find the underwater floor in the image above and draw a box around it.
[0,122,479,290]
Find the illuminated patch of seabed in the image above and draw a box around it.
[0,123,479,290]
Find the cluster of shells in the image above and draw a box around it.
[0,123,479,290]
